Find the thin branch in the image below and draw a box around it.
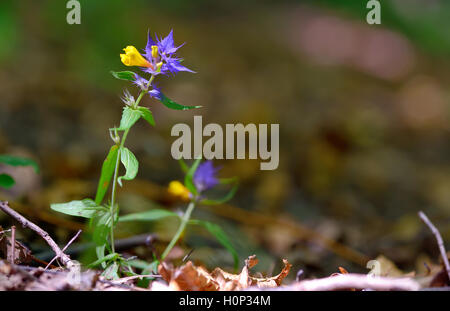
[289,273,420,291]
[0,201,74,268]
[45,229,82,270]
[418,211,450,282]
[8,226,16,264]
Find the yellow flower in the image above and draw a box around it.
[120,46,152,68]
[168,181,190,201]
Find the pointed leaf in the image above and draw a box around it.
[92,211,112,245]
[118,147,138,187]
[119,209,178,222]
[95,145,119,205]
[200,177,239,205]
[0,174,15,189]
[159,93,201,111]
[87,252,118,268]
[138,107,155,127]
[190,220,239,270]
[184,158,202,196]
[50,199,105,218]
[119,106,141,130]
[110,70,136,82]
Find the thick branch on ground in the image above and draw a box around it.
[289,274,420,291]
[0,201,74,268]
[418,211,450,282]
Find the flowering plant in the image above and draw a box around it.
[50,30,238,278]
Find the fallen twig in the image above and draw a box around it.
[289,273,420,291]
[418,211,450,283]
[45,229,82,270]
[8,226,16,264]
[0,201,74,268]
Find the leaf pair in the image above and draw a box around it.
[118,106,155,130]
[94,145,138,206]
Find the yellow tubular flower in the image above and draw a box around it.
[120,46,152,68]
[168,181,191,201]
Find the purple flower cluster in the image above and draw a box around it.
[143,30,194,76]
[133,30,194,99]
[193,161,220,193]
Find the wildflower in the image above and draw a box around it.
[120,46,153,68]
[193,161,220,193]
[168,180,190,201]
[143,30,194,76]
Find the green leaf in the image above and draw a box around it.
[95,145,119,205]
[118,147,139,187]
[190,220,239,271]
[103,261,120,280]
[119,209,178,222]
[50,199,105,218]
[200,177,239,205]
[92,211,112,245]
[110,70,136,82]
[0,155,39,173]
[0,174,15,189]
[138,107,155,127]
[95,245,107,268]
[87,252,118,268]
[159,93,202,111]
[178,159,189,173]
[184,158,202,196]
[119,106,141,130]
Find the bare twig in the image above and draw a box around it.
[0,229,12,235]
[0,201,74,268]
[418,211,450,282]
[45,229,82,270]
[289,273,420,291]
[8,226,16,264]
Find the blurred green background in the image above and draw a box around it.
[1,0,450,278]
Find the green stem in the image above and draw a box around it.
[107,75,154,254]
[161,200,196,261]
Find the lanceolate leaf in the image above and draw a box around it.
[92,211,112,245]
[138,107,155,127]
[50,199,106,218]
[0,155,39,173]
[119,209,178,222]
[110,70,136,82]
[200,177,239,205]
[95,145,119,205]
[87,252,119,268]
[0,174,15,189]
[119,107,141,130]
[159,93,201,111]
[118,147,138,187]
[184,158,202,196]
[190,220,239,270]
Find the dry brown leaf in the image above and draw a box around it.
[0,233,33,265]
[159,261,219,291]
[158,255,292,291]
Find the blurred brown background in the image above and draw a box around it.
[1,0,450,277]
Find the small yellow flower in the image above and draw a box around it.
[168,181,190,201]
[120,46,152,68]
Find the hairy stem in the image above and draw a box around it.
[107,75,154,254]
[161,200,196,261]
